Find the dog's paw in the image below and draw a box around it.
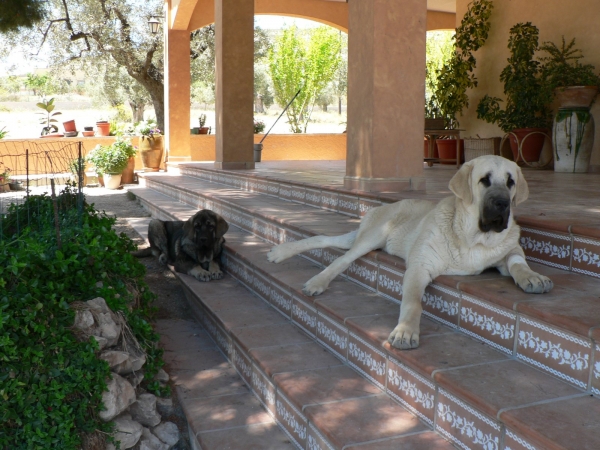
[210,269,224,280]
[189,266,211,282]
[514,268,553,294]
[302,274,328,296]
[158,253,168,265]
[267,244,291,264]
[388,322,420,350]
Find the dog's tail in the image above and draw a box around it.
[131,247,154,258]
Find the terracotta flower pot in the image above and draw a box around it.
[554,86,598,109]
[436,139,464,164]
[508,128,548,163]
[96,121,111,136]
[140,136,164,172]
[423,138,439,159]
[120,157,136,184]
[199,127,209,135]
[63,120,77,133]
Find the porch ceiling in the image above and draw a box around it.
[321,0,456,13]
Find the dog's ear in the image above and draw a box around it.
[512,166,529,206]
[449,161,474,205]
[214,213,229,239]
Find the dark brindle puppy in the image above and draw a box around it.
[133,209,228,281]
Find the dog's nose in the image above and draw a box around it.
[493,198,510,212]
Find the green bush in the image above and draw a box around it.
[0,185,167,449]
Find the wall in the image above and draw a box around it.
[456,0,600,168]
[190,133,346,161]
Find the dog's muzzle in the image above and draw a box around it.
[479,191,511,233]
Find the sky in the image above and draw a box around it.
[0,15,322,76]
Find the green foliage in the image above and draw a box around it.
[253,119,266,134]
[430,0,494,128]
[87,139,135,175]
[539,36,600,91]
[0,126,8,139]
[0,0,46,33]
[198,114,207,128]
[36,97,62,136]
[425,30,454,119]
[0,185,165,449]
[477,22,552,132]
[269,26,342,133]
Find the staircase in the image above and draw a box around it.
[128,162,600,450]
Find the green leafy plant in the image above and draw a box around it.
[430,0,494,128]
[477,22,552,132]
[198,113,207,128]
[135,120,161,137]
[36,97,62,136]
[0,125,8,139]
[0,162,11,183]
[539,36,600,92]
[87,139,135,175]
[254,119,266,134]
[0,184,166,449]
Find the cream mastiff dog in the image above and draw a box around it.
[267,155,553,350]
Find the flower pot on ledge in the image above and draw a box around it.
[96,121,110,136]
[140,136,164,172]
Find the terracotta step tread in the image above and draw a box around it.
[153,319,294,449]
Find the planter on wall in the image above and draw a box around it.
[96,121,111,136]
[63,120,77,133]
[140,136,164,172]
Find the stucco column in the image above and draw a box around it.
[164,28,191,164]
[345,0,426,191]
[214,0,254,169]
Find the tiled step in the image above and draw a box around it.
[133,172,600,394]
[153,318,296,449]
[176,162,600,282]
[129,180,600,450]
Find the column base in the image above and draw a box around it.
[344,176,425,192]
[214,161,256,170]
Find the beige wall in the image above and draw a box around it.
[190,133,346,161]
[457,0,600,167]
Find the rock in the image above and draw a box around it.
[130,352,146,372]
[93,335,109,351]
[99,374,136,422]
[127,371,145,388]
[155,397,173,417]
[154,368,169,383]
[86,297,110,314]
[139,427,169,450]
[106,416,143,450]
[95,281,103,289]
[74,310,95,331]
[153,422,180,447]
[97,312,120,347]
[129,393,161,427]
[100,351,129,373]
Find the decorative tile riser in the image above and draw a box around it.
[173,168,600,278]
[138,181,599,390]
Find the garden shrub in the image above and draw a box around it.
[0,185,167,449]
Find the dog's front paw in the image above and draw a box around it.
[267,244,291,264]
[210,269,224,280]
[302,274,328,296]
[388,322,420,350]
[189,266,211,282]
[514,268,553,293]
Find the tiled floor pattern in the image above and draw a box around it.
[129,174,600,450]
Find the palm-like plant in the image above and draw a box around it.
[36,98,62,136]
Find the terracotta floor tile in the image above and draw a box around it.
[155,319,215,352]
[196,422,297,450]
[516,293,600,337]
[213,304,288,331]
[163,347,230,372]
[182,392,274,434]
[385,333,509,378]
[274,366,381,411]
[344,431,455,450]
[250,342,343,378]
[172,367,248,399]
[304,395,429,448]
[434,360,581,418]
[230,322,311,352]
[500,395,600,450]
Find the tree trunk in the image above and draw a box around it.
[338,96,342,115]
[128,101,145,123]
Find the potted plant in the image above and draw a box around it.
[136,120,163,172]
[96,118,111,137]
[198,114,209,134]
[253,118,267,162]
[112,138,138,184]
[0,126,8,139]
[0,163,11,193]
[68,157,88,187]
[430,0,494,163]
[86,141,131,189]
[477,22,553,164]
[36,98,62,136]
[539,37,600,172]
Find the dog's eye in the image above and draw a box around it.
[506,175,515,189]
[479,175,491,187]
